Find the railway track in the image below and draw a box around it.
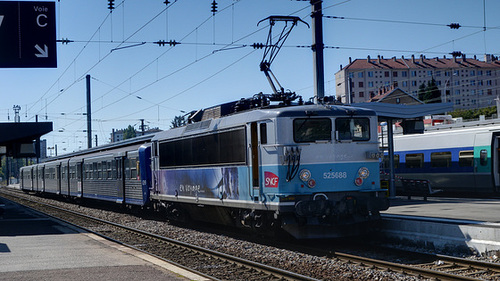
[2,188,500,280]
[0,191,317,281]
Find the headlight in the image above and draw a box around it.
[299,169,311,182]
[358,167,369,179]
[307,179,316,188]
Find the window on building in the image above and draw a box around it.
[348,73,354,78]
[478,80,483,86]
[436,70,441,77]
[470,70,475,76]
[487,70,492,76]
[411,81,417,86]
[487,80,492,86]
[384,71,389,77]
[402,71,408,77]
[454,70,460,76]
[393,71,398,77]
[455,89,460,95]
[478,70,483,76]
[359,81,364,87]
[470,80,476,86]
[368,81,374,87]
[445,71,450,77]
[454,80,460,86]
[359,92,364,97]
[411,70,417,77]
[402,81,408,87]
[358,72,364,78]
[488,89,493,95]
[367,71,373,77]
[436,80,441,86]
[427,70,433,76]
[471,89,476,95]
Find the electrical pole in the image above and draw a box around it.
[311,0,325,103]
[86,74,92,149]
[140,119,145,136]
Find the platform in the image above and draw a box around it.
[0,197,208,281]
[379,197,500,255]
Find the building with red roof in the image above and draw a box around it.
[335,54,500,110]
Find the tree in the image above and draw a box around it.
[170,115,187,128]
[418,79,441,103]
[424,79,441,103]
[123,125,136,140]
[417,82,426,101]
[450,106,497,120]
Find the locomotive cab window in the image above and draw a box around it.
[335,118,370,141]
[293,118,332,143]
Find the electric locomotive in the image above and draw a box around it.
[148,100,389,238]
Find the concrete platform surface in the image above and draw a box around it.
[379,197,500,255]
[0,197,208,281]
[383,196,500,223]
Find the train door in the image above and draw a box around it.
[250,122,260,201]
[474,132,497,192]
[250,121,273,201]
[56,163,61,194]
[115,157,125,204]
[492,133,500,192]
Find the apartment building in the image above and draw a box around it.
[335,54,500,110]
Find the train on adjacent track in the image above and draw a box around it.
[20,98,389,239]
[389,122,500,194]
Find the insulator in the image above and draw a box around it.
[211,0,218,15]
[447,23,461,29]
[108,0,115,11]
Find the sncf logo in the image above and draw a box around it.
[264,172,279,188]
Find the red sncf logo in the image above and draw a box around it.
[264,172,279,188]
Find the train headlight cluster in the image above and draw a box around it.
[355,167,370,186]
[299,169,311,182]
[358,167,369,179]
[299,169,316,188]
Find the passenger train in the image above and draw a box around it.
[389,122,500,194]
[20,98,389,238]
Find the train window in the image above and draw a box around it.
[431,151,452,167]
[107,161,112,179]
[458,151,474,167]
[159,128,246,168]
[406,153,424,168]
[131,158,138,179]
[335,118,370,141]
[382,154,400,169]
[294,118,332,143]
[480,149,488,166]
[260,123,267,144]
[93,162,98,179]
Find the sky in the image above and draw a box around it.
[1,0,499,155]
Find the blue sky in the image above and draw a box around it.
[1,0,499,154]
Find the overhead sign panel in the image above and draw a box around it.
[0,1,56,68]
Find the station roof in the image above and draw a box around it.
[354,102,454,120]
[0,122,53,144]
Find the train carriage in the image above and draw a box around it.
[390,123,500,193]
[20,165,35,192]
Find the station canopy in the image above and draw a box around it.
[0,122,53,158]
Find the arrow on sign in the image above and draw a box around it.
[0,15,4,27]
[35,44,48,58]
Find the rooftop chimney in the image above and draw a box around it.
[367,55,371,62]
[349,57,352,64]
[411,55,415,63]
[377,55,381,64]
